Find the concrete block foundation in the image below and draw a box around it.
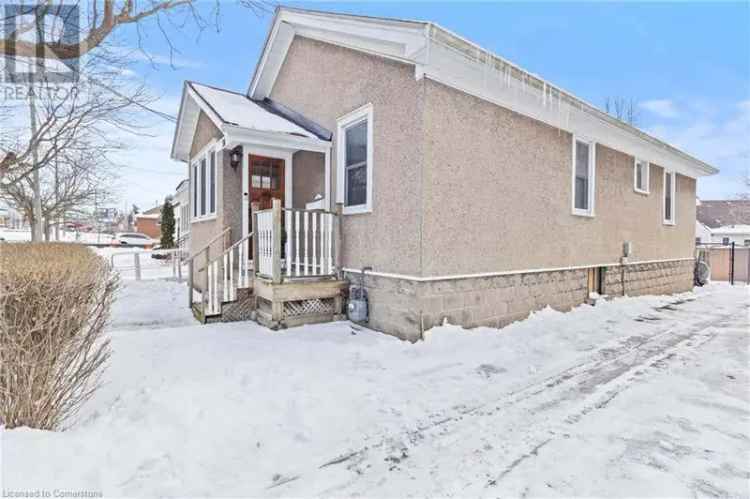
[345,259,695,342]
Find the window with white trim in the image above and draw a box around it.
[722,237,730,246]
[663,170,676,225]
[192,162,198,218]
[192,143,217,220]
[336,104,373,215]
[634,158,649,194]
[572,137,596,216]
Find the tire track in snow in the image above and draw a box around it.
[261,296,736,496]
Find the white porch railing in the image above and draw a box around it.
[254,199,340,282]
[285,208,334,278]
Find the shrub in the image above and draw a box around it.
[160,197,175,249]
[0,243,119,430]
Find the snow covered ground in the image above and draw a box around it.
[0,228,114,243]
[1,281,748,497]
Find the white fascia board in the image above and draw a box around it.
[423,41,716,179]
[170,84,191,162]
[223,124,331,153]
[249,9,427,99]
[171,84,226,162]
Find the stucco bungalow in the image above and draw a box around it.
[170,7,718,340]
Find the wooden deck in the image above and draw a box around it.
[189,200,347,328]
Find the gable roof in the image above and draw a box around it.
[141,205,162,216]
[696,200,750,228]
[170,81,331,162]
[249,7,718,180]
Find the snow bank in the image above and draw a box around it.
[2,282,748,497]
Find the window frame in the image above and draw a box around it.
[191,140,218,222]
[663,170,676,226]
[336,103,374,215]
[571,135,596,217]
[633,158,650,195]
[722,237,730,246]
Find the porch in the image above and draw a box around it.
[188,199,347,329]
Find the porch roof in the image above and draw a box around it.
[171,81,331,162]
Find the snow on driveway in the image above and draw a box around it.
[1,282,748,497]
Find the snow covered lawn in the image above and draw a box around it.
[2,281,748,497]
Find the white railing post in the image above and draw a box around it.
[285,209,292,278]
[303,211,309,276]
[134,253,141,281]
[312,212,317,275]
[272,199,282,284]
[213,260,219,313]
[206,262,213,315]
[295,210,300,277]
[327,212,334,275]
[223,252,229,302]
[245,237,251,286]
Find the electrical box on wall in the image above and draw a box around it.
[623,241,632,258]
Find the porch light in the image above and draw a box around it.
[230,147,242,169]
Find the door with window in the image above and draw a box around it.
[248,155,285,235]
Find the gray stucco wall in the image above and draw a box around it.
[292,150,325,209]
[188,111,226,288]
[222,149,243,246]
[270,37,697,281]
[270,36,426,276]
[420,79,697,276]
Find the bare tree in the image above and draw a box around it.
[604,97,640,126]
[1,48,157,239]
[0,1,271,62]
[1,145,115,240]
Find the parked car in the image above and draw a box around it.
[111,232,155,247]
[149,243,171,260]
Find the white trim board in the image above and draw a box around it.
[336,103,374,215]
[342,257,695,283]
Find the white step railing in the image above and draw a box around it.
[206,259,220,316]
[205,233,253,316]
[285,208,335,278]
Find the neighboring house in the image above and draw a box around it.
[134,206,162,240]
[0,201,24,228]
[173,179,190,244]
[696,200,750,246]
[170,7,718,340]
[695,221,713,245]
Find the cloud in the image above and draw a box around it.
[644,99,750,199]
[640,99,680,119]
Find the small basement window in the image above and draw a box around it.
[634,158,650,194]
[572,137,596,217]
[722,237,730,245]
[663,170,676,225]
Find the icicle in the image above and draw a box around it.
[543,82,547,107]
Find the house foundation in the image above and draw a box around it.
[345,258,695,342]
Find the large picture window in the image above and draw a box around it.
[191,142,217,221]
[337,103,373,215]
[572,137,596,217]
[663,170,676,225]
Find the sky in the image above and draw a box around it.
[111,1,749,211]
